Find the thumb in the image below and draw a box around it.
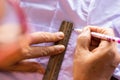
[77,27,91,50]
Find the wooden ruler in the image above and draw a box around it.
[42,21,73,80]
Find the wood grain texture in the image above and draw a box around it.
[42,21,73,80]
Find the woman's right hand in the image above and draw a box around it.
[74,26,120,80]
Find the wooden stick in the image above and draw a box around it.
[42,21,73,80]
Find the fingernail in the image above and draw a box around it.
[56,32,64,39]
[56,45,65,53]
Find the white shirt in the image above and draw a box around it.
[0,0,120,80]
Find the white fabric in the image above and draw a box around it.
[0,0,120,80]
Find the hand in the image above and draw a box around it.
[74,26,120,80]
[0,31,65,74]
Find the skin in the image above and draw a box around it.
[0,0,5,20]
[0,0,65,74]
[74,26,120,80]
[1,0,119,79]
[0,31,65,74]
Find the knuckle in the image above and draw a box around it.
[41,47,51,56]
[101,45,115,57]
[22,47,33,59]
[41,46,61,56]
[41,33,50,42]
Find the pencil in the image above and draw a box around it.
[74,29,120,43]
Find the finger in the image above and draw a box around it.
[29,32,64,44]
[77,27,91,50]
[88,26,114,36]
[22,45,65,59]
[88,26,115,51]
[5,61,45,74]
